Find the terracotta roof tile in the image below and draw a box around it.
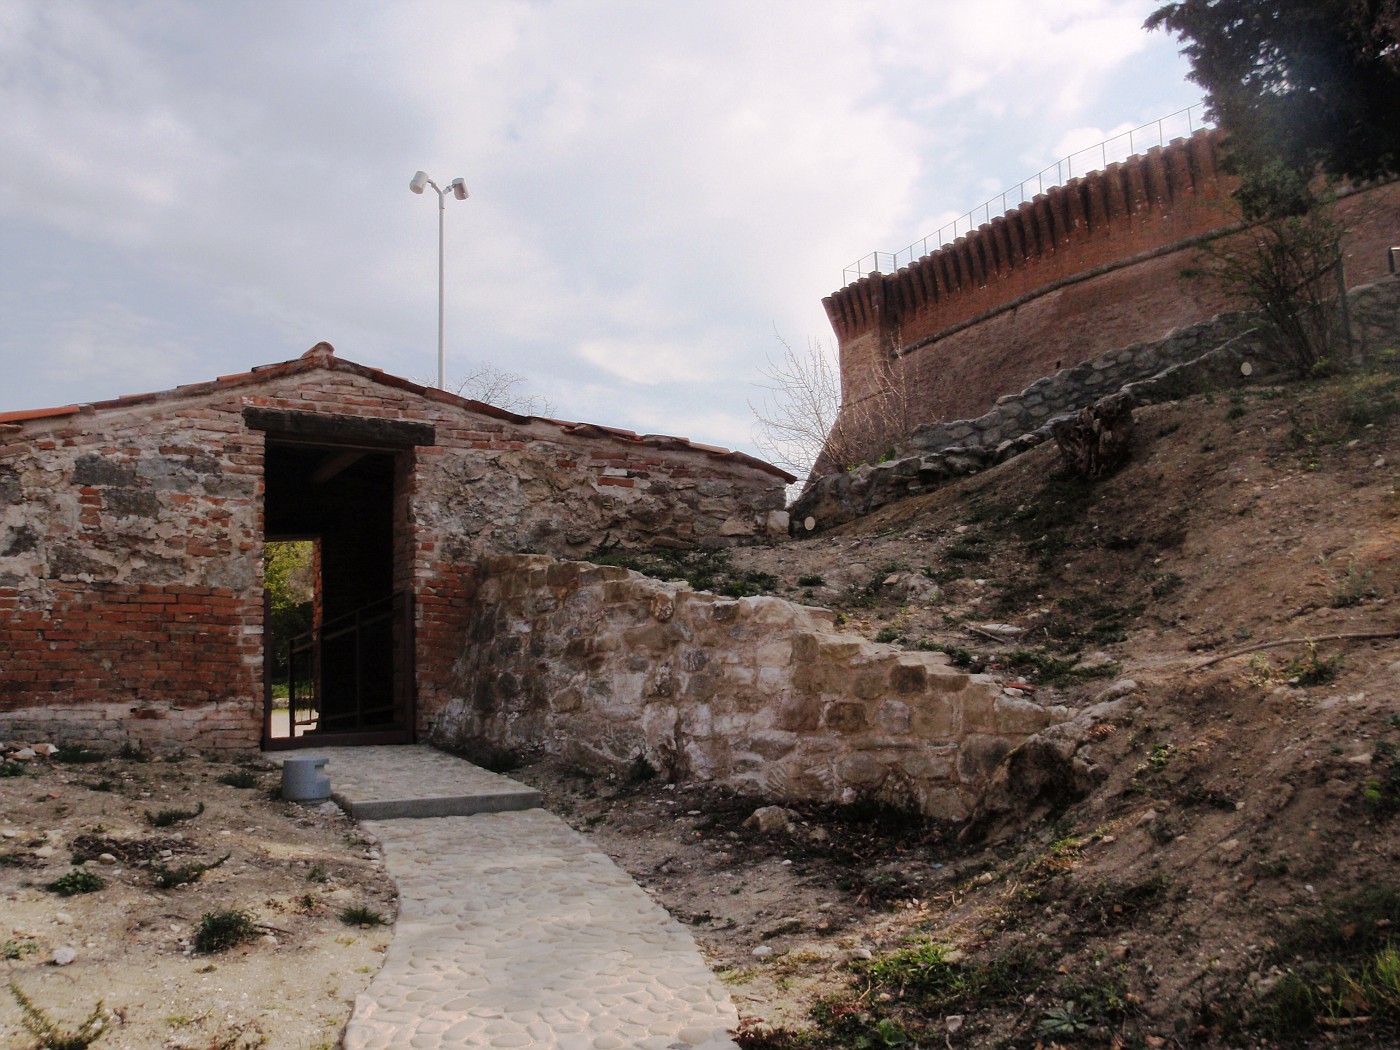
[0,345,795,481]
[0,404,81,424]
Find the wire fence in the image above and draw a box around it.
[842,103,1213,287]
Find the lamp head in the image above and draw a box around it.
[450,178,468,200]
[409,170,430,194]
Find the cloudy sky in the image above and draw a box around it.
[0,0,1201,460]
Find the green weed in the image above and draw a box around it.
[6,981,106,1049]
[119,742,148,763]
[46,869,105,897]
[150,852,230,890]
[998,649,1121,687]
[1331,562,1379,608]
[192,909,259,954]
[339,905,387,928]
[51,745,105,765]
[216,770,260,789]
[144,802,204,827]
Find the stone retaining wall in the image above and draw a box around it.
[434,554,1071,821]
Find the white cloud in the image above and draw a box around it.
[0,0,1199,449]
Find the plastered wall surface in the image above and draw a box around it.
[436,554,1073,821]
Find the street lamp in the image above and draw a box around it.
[409,170,469,390]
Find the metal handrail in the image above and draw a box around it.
[842,103,1213,286]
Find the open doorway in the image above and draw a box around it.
[259,434,416,749]
[265,538,317,739]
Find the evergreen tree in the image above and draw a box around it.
[1147,0,1400,215]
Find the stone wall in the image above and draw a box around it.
[794,275,1400,530]
[434,554,1071,821]
[0,347,789,751]
[821,123,1400,469]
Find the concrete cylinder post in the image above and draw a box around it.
[282,755,331,803]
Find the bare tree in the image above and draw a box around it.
[749,334,915,485]
[435,362,555,417]
[1192,204,1347,377]
[748,336,843,482]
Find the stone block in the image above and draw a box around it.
[775,695,822,732]
[958,734,1014,781]
[837,752,887,789]
[889,660,926,695]
[719,515,752,536]
[823,701,868,733]
[757,664,788,690]
[899,746,958,782]
[851,671,888,701]
[908,694,958,739]
[991,694,1056,735]
[959,679,1001,731]
[747,730,800,759]
[875,699,912,734]
[918,786,973,823]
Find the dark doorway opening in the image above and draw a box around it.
[260,439,414,749]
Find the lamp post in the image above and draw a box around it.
[409,170,468,390]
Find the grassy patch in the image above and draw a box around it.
[1250,886,1400,1043]
[997,648,1121,687]
[586,546,778,597]
[216,770,261,789]
[1287,370,1400,453]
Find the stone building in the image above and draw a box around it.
[0,343,791,753]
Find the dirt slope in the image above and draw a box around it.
[518,371,1400,1049]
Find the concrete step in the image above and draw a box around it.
[264,744,542,819]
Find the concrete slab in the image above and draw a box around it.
[263,744,542,819]
[265,744,740,1048]
[346,809,739,1050]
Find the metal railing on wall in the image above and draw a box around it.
[842,103,1213,287]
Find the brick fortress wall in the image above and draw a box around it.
[822,130,1400,469]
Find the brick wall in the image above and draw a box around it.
[822,129,1400,469]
